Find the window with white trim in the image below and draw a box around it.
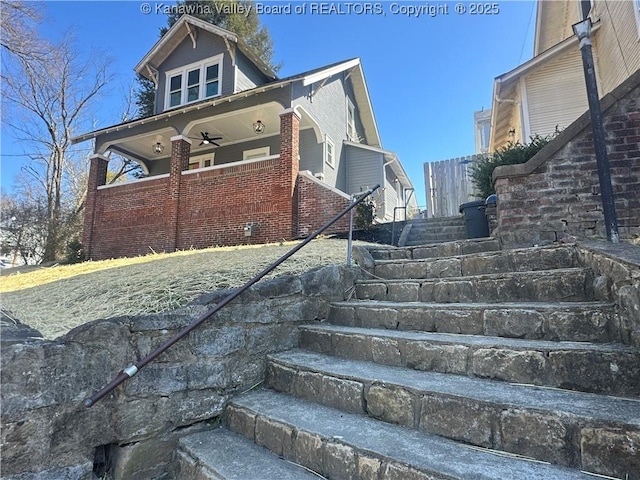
[324,136,335,168]
[188,153,215,170]
[243,146,270,160]
[165,55,222,110]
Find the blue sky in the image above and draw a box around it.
[0,0,537,206]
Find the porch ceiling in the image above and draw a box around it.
[100,102,317,164]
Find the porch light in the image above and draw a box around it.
[572,17,592,40]
[153,142,164,154]
[253,120,265,134]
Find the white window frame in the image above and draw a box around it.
[164,54,223,110]
[346,98,357,141]
[324,135,335,169]
[188,153,215,170]
[243,146,270,160]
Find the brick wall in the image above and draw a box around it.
[176,157,294,248]
[90,176,171,259]
[295,171,351,238]
[493,69,640,246]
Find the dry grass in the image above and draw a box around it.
[1,239,374,340]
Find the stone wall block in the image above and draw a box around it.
[419,395,495,448]
[483,309,545,339]
[404,342,468,374]
[499,410,573,467]
[365,384,416,427]
[471,348,547,385]
[580,427,640,480]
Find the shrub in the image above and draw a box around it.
[65,239,85,264]
[355,200,375,230]
[470,134,556,199]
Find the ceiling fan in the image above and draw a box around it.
[192,132,222,146]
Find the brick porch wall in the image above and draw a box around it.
[295,171,351,238]
[493,69,640,246]
[83,110,303,260]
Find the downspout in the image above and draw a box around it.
[381,156,397,221]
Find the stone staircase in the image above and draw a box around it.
[173,238,640,480]
[398,215,467,247]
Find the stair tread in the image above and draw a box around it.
[231,389,596,479]
[269,350,640,426]
[357,267,589,284]
[333,300,615,309]
[179,428,320,479]
[300,324,637,353]
[372,244,572,265]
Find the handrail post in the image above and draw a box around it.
[347,194,356,266]
[83,184,380,407]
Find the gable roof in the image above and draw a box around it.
[73,58,381,147]
[135,14,277,82]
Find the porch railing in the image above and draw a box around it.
[83,184,380,407]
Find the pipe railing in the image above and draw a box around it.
[83,184,380,407]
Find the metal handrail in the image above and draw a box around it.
[83,184,380,407]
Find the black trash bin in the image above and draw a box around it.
[459,200,490,238]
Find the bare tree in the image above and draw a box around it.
[2,31,112,262]
[0,0,46,61]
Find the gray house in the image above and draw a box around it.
[74,15,415,260]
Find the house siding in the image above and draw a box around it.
[155,31,235,113]
[292,73,361,193]
[234,50,270,93]
[592,0,640,96]
[525,46,588,138]
[345,144,382,194]
[298,127,323,175]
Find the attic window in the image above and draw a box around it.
[164,54,223,110]
[346,98,357,141]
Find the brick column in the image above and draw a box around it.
[279,109,301,238]
[82,154,109,260]
[166,135,191,251]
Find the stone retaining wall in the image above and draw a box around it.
[0,265,359,479]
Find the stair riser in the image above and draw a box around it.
[173,451,217,480]
[374,247,578,280]
[224,404,448,480]
[408,226,466,235]
[329,304,621,343]
[369,239,501,260]
[264,360,640,475]
[356,270,593,303]
[299,328,640,397]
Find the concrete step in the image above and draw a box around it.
[373,245,578,280]
[409,215,465,227]
[175,428,321,479]
[264,350,640,477]
[299,324,640,397]
[226,389,599,480]
[355,268,594,303]
[368,237,501,261]
[329,301,622,343]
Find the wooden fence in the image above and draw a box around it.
[423,155,482,218]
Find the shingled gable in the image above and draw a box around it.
[134,14,277,84]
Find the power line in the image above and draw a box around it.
[519,1,537,64]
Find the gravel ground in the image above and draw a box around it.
[1,238,377,340]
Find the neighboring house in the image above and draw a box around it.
[74,15,415,260]
[473,109,491,155]
[489,0,640,151]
